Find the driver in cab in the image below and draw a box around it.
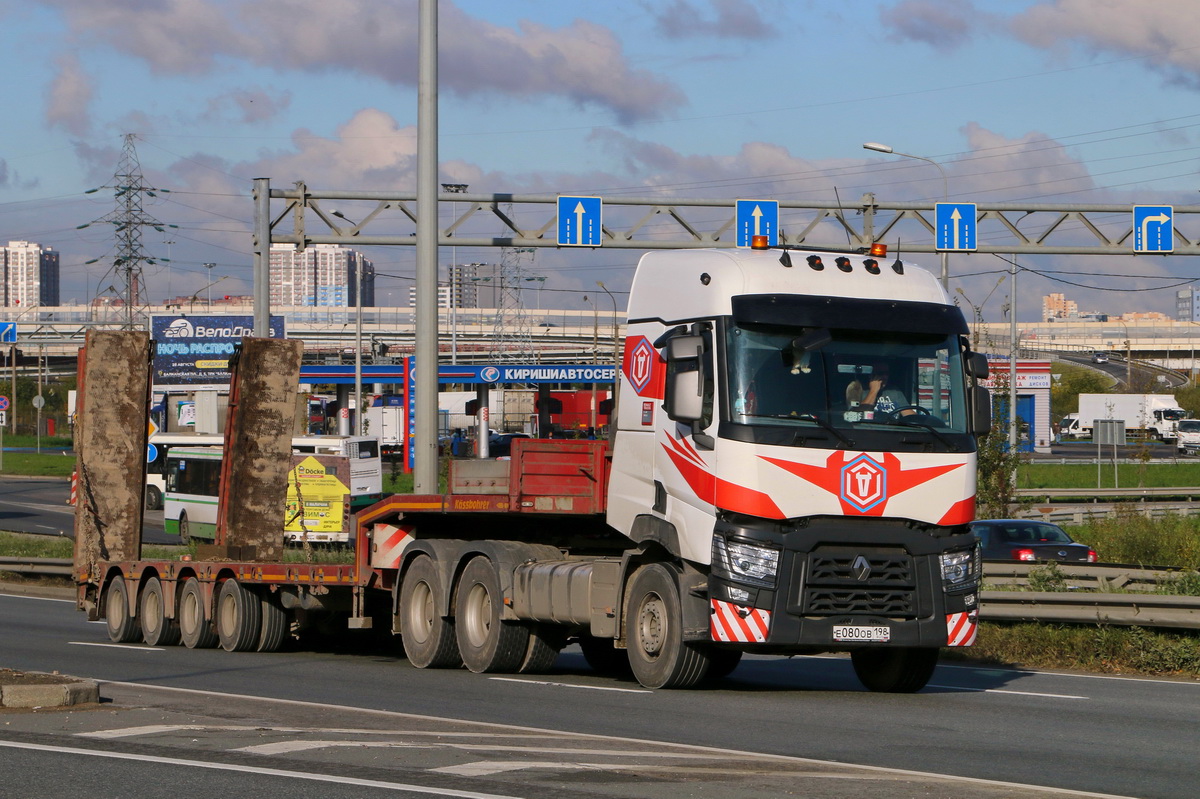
[846,361,914,418]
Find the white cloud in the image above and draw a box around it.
[1011,0,1200,86]
[45,52,93,135]
[879,0,979,49]
[644,0,777,40]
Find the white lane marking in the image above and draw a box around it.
[68,642,161,651]
[0,592,74,603]
[488,676,650,693]
[937,661,1200,687]
[239,739,736,759]
[0,740,524,799]
[98,680,1140,798]
[928,684,1088,699]
[435,761,630,777]
[83,724,559,741]
[240,741,437,755]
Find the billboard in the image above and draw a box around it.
[152,315,285,389]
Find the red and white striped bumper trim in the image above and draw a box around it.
[946,610,978,647]
[710,599,770,643]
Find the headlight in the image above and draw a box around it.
[712,536,779,588]
[940,548,977,588]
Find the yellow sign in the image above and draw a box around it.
[284,455,350,535]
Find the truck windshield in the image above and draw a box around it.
[724,322,971,450]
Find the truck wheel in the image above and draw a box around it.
[178,577,218,648]
[104,575,140,643]
[518,624,567,674]
[578,635,632,677]
[851,647,939,693]
[145,485,162,511]
[625,564,710,689]
[455,556,529,673]
[216,579,262,652]
[139,576,180,647]
[256,589,289,653]
[399,555,462,669]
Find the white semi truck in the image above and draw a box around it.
[78,241,991,692]
[1060,394,1186,441]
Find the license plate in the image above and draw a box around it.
[833,625,891,643]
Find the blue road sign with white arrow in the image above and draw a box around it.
[735,199,779,247]
[936,203,977,251]
[557,196,603,247]
[0,323,15,344]
[1133,205,1173,253]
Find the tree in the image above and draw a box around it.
[976,374,1026,520]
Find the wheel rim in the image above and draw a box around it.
[106,582,126,629]
[180,589,197,635]
[636,592,665,659]
[144,587,162,636]
[463,582,491,648]
[407,581,434,645]
[218,589,236,635]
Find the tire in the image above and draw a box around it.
[578,634,632,677]
[704,647,743,680]
[257,589,289,653]
[104,575,140,643]
[851,647,940,693]
[455,556,529,673]
[216,579,262,652]
[399,555,462,669]
[139,576,180,647]
[518,624,567,674]
[179,577,218,649]
[145,485,163,511]
[624,564,710,689]
[178,511,191,544]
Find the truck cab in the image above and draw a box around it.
[606,243,988,683]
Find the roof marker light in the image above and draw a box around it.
[835,256,852,273]
[751,235,770,250]
[869,242,888,257]
[863,258,881,275]
[806,255,824,271]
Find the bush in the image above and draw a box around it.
[958,622,1200,676]
[1071,508,1200,569]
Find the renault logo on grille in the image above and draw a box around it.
[852,555,872,581]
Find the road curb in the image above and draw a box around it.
[1,674,99,709]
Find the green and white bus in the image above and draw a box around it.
[163,436,383,544]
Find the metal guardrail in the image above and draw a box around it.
[0,556,73,577]
[1015,487,1200,500]
[3,558,1196,629]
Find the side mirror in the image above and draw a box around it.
[970,385,992,436]
[965,352,989,379]
[664,334,705,423]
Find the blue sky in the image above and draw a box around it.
[2,0,1199,320]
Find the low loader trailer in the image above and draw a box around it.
[78,242,991,691]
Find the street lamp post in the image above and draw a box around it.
[863,142,949,291]
[596,281,619,368]
[1117,318,1132,389]
[583,294,598,431]
[332,210,365,434]
[204,263,215,307]
[442,183,468,364]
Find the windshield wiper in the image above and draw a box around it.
[896,418,957,450]
[795,414,854,448]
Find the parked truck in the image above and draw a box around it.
[1059,394,1186,441]
[75,241,990,691]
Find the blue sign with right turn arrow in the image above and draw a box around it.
[1133,205,1173,253]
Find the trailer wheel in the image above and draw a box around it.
[518,624,567,674]
[179,577,218,649]
[399,555,462,669]
[104,575,140,643]
[851,647,939,693]
[216,579,262,652]
[139,576,180,647]
[455,556,529,673]
[625,564,710,689]
[256,589,289,653]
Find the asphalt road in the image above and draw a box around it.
[1,592,1196,799]
[0,476,173,544]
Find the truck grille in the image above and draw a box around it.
[801,550,917,617]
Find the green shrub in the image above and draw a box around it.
[1070,508,1200,569]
